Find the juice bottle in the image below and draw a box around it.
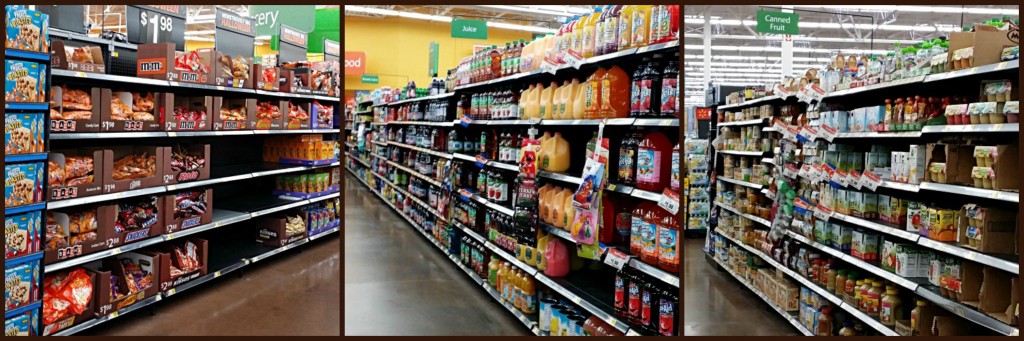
[631,5,652,48]
[600,65,630,118]
[571,80,587,119]
[636,130,672,192]
[522,277,536,314]
[641,279,660,333]
[561,188,574,227]
[660,55,679,118]
[604,5,622,55]
[540,81,556,119]
[552,188,569,228]
[562,79,580,119]
[583,68,607,119]
[630,201,653,255]
[594,6,607,56]
[581,8,601,58]
[543,34,555,65]
[659,5,679,44]
[657,206,679,272]
[615,200,634,245]
[618,127,642,185]
[613,269,628,318]
[571,14,585,55]
[499,262,510,301]
[618,5,635,51]
[626,269,643,324]
[659,286,678,336]
[519,84,533,118]
[670,143,680,191]
[525,83,542,119]
[631,57,661,117]
[555,19,568,64]
[513,39,524,74]
[641,205,666,265]
[648,5,662,47]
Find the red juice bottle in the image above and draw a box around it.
[636,130,672,192]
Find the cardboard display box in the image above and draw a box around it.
[255,215,307,247]
[957,204,1016,255]
[924,144,974,185]
[160,144,210,185]
[49,86,101,133]
[212,97,255,130]
[48,149,104,201]
[40,269,97,336]
[311,100,334,129]
[142,239,208,293]
[947,25,1019,71]
[44,206,113,264]
[100,195,166,245]
[277,69,298,93]
[164,94,212,132]
[162,188,212,234]
[252,99,286,130]
[136,43,213,85]
[979,267,1016,325]
[50,40,104,74]
[101,147,164,193]
[99,89,167,132]
[203,49,253,89]
[940,260,983,303]
[286,100,311,130]
[253,64,279,91]
[84,253,160,316]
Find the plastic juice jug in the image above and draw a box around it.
[630,202,651,255]
[540,184,553,223]
[618,6,635,51]
[631,5,652,48]
[600,195,616,244]
[554,80,568,119]
[632,58,662,117]
[525,83,542,119]
[561,79,579,119]
[561,189,575,228]
[547,132,571,172]
[618,127,640,185]
[636,130,672,192]
[670,143,680,191]
[552,188,569,228]
[658,5,679,44]
[538,132,554,170]
[543,238,570,277]
[519,84,534,118]
[649,6,662,46]
[536,233,551,269]
[604,5,622,54]
[583,68,608,119]
[596,6,610,56]
[657,207,679,272]
[661,57,679,118]
[641,205,666,265]
[540,81,556,119]
[600,65,630,118]
[523,278,536,314]
[571,80,586,119]
[582,9,601,58]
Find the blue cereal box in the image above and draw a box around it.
[4,308,37,336]
[5,60,46,103]
[4,113,45,154]
[4,162,44,207]
[5,211,41,259]
[5,5,48,52]
[4,261,39,311]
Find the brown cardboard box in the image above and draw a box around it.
[48,149,105,201]
[162,188,213,233]
[49,86,101,132]
[51,41,105,74]
[137,43,214,85]
[278,69,297,93]
[40,269,97,336]
[99,89,166,132]
[253,64,279,91]
[941,260,983,304]
[990,144,1019,191]
[947,26,1019,71]
[160,144,210,185]
[932,316,970,335]
[286,101,311,130]
[101,195,166,245]
[102,147,164,193]
[924,143,973,185]
[957,205,1016,255]
[255,215,306,247]
[85,254,160,316]
[252,99,287,130]
[212,97,256,130]
[312,100,335,129]
[165,95,212,131]
[43,207,114,264]
[202,49,253,89]
[142,238,208,293]
[979,267,1016,324]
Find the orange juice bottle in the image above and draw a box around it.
[631,5,652,48]
[561,79,580,119]
[649,6,663,46]
[519,84,534,118]
[584,68,608,119]
[525,83,542,119]
[600,65,630,118]
[572,81,587,119]
[562,189,575,227]
[581,8,601,58]
[540,81,556,119]
[552,188,569,228]
[617,5,635,51]
[522,277,537,314]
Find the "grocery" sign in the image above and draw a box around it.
[345,51,365,75]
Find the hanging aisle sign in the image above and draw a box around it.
[451,18,488,39]
[323,39,340,62]
[756,10,799,35]
[126,5,186,50]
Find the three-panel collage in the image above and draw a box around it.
[1,3,1020,337]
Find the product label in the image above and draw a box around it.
[661,78,677,113]
[881,301,893,323]
[641,290,653,325]
[614,275,626,310]
[585,82,596,109]
[866,292,881,314]
[618,148,635,181]
[658,224,678,266]
[636,79,653,112]
[630,216,644,250]
[601,79,612,111]
[659,297,675,336]
[636,149,661,183]
[632,13,646,45]
[618,19,630,48]
[670,151,680,189]
[628,281,641,317]
[641,221,657,257]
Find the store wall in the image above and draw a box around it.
[344,16,533,92]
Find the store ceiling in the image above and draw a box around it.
[344,5,595,33]
[683,5,1019,103]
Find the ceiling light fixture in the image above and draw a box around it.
[346,5,557,33]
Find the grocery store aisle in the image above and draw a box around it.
[683,238,798,336]
[344,175,528,336]
[85,235,341,336]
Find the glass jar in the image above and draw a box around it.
[866,281,884,318]
[880,287,903,327]
[910,300,928,335]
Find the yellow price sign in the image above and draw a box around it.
[74,72,87,78]
[111,248,122,255]
[214,271,222,278]
[110,311,119,319]
[167,288,176,296]
[166,233,175,240]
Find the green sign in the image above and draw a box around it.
[361,74,379,84]
[756,10,800,35]
[249,5,316,36]
[428,42,439,77]
[451,18,487,39]
[308,8,340,54]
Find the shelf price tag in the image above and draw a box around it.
[771,118,788,132]
[774,84,793,99]
[657,189,680,215]
[830,170,849,188]
[564,50,585,69]
[808,84,826,103]
[603,248,631,270]
[458,113,472,127]
[474,154,488,168]
[861,171,882,191]
[797,164,811,179]
[540,58,559,75]
[819,125,839,142]
[783,164,799,179]
[848,170,862,190]
[814,205,832,222]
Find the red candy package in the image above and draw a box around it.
[42,269,93,325]
[174,51,209,73]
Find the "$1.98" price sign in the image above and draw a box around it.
[128,6,185,50]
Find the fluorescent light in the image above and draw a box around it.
[786,5,1019,16]
[684,44,889,55]
[685,63,822,69]
[347,5,556,33]
[478,5,575,17]
[186,36,215,42]
[684,18,963,32]
[185,30,216,35]
[683,33,920,45]
[684,54,833,63]
[530,5,592,15]
[188,14,215,24]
